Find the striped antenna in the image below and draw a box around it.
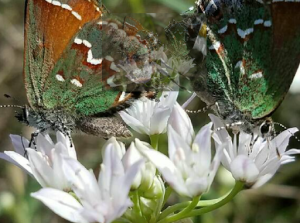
[185,105,211,114]
[0,105,24,109]
[183,92,213,114]
[274,122,300,143]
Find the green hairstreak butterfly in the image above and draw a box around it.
[11,0,157,141]
[190,0,300,136]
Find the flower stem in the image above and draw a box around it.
[162,186,173,207]
[158,181,244,223]
[188,181,244,217]
[159,186,236,220]
[130,191,147,223]
[158,196,200,223]
[150,134,160,150]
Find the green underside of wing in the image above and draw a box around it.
[205,3,299,119]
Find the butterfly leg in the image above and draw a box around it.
[60,123,73,148]
[249,134,259,155]
[27,128,45,156]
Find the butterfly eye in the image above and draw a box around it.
[260,121,272,137]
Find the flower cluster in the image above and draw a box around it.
[1,96,299,223]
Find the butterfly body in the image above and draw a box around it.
[192,0,300,134]
[20,0,158,138]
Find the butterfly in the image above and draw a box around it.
[188,0,300,136]
[13,0,158,142]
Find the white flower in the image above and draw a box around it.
[118,59,154,84]
[136,105,222,197]
[210,114,300,188]
[120,91,179,135]
[32,141,144,223]
[0,132,76,190]
[167,57,195,75]
[169,102,195,145]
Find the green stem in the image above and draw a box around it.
[189,181,244,217]
[158,196,200,223]
[159,187,233,220]
[162,186,173,207]
[158,181,244,223]
[150,134,160,150]
[130,191,147,223]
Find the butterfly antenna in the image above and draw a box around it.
[0,105,24,109]
[273,122,300,143]
[186,105,212,114]
[183,92,212,114]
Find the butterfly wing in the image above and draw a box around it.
[24,0,103,108]
[25,0,156,117]
[195,0,300,120]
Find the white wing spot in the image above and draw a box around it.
[254,19,264,25]
[83,40,92,48]
[87,50,103,65]
[71,79,83,88]
[110,62,121,72]
[74,37,83,44]
[237,28,254,39]
[228,18,237,24]
[52,0,61,6]
[250,71,263,79]
[61,4,72,11]
[218,25,228,34]
[56,74,65,82]
[264,20,272,27]
[72,11,82,21]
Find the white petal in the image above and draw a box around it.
[207,145,223,190]
[102,137,126,160]
[230,155,259,183]
[63,157,101,206]
[185,176,208,197]
[27,149,55,188]
[169,103,194,145]
[168,125,191,161]
[150,107,171,134]
[0,151,33,175]
[51,146,70,189]
[31,188,85,223]
[36,134,54,157]
[274,128,298,154]
[193,122,212,170]
[119,111,150,135]
[136,139,189,196]
[181,92,197,109]
[284,149,300,155]
[209,114,230,142]
[158,91,178,108]
[56,131,77,159]
[10,135,29,155]
[122,142,144,189]
[252,173,275,189]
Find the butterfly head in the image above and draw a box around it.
[258,117,274,138]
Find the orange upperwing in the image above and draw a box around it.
[24,0,103,107]
[26,0,102,63]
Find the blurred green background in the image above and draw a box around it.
[0,0,300,222]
